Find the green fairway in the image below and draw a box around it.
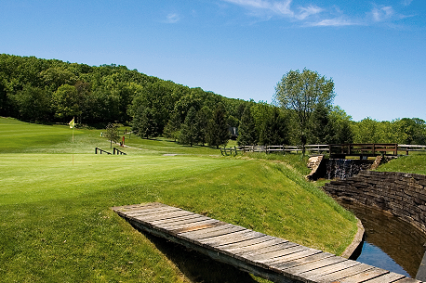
[0,118,358,283]
[376,152,426,175]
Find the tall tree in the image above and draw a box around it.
[179,107,198,146]
[274,69,335,153]
[52,84,81,121]
[207,103,229,148]
[237,106,257,145]
[132,106,159,139]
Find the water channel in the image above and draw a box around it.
[337,199,426,278]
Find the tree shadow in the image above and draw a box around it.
[144,232,260,283]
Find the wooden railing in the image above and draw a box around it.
[95,147,127,155]
[229,144,426,156]
[113,147,127,155]
[95,147,112,155]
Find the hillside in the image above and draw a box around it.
[0,118,358,283]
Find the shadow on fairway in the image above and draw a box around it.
[144,232,260,283]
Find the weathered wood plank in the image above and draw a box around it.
[216,235,274,250]
[210,231,265,247]
[316,263,376,283]
[275,252,335,270]
[300,260,360,281]
[177,223,237,237]
[363,272,406,283]
[155,216,212,228]
[131,210,192,221]
[394,278,423,283]
[124,206,180,216]
[200,230,263,246]
[284,255,347,275]
[332,267,389,283]
[249,245,306,263]
[181,225,246,241]
[229,238,288,256]
[267,248,323,267]
[170,220,224,234]
[150,214,206,225]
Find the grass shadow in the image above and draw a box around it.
[143,232,260,283]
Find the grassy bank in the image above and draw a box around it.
[0,118,357,282]
[376,152,426,175]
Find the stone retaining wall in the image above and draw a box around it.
[323,170,426,233]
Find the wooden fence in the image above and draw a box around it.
[221,144,426,156]
[95,147,127,155]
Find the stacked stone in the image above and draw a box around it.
[323,171,426,233]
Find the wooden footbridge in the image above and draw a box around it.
[112,203,421,283]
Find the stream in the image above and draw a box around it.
[338,200,426,278]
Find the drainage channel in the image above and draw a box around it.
[339,200,426,279]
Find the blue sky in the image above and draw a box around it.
[0,0,425,121]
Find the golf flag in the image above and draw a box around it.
[69,118,75,128]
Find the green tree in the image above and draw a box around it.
[14,84,51,121]
[179,107,198,146]
[132,106,159,139]
[105,123,120,148]
[52,84,81,120]
[207,103,229,148]
[275,69,335,153]
[195,106,211,146]
[163,109,181,141]
[237,106,257,146]
[309,103,336,144]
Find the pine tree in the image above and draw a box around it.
[132,106,159,139]
[237,106,257,145]
[179,107,198,146]
[207,103,229,148]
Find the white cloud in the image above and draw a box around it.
[310,17,357,27]
[402,0,413,6]
[223,0,294,16]
[371,6,394,22]
[165,13,180,24]
[296,5,323,20]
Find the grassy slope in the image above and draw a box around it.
[0,118,357,283]
[376,152,426,175]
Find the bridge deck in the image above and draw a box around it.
[112,202,421,283]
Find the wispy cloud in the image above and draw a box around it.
[402,0,413,6]
[223,0,411,28]
[370,6,394,22]
[165,13,181,24]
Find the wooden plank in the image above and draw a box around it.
[216,235,275,250]
[210,231,266,248]
[332,267,389,283]
[170,220,224,234]
[123,205,180,216]
[275,252,335,270]
[199,229,257,245]
[150,213,205,225]
[300,260,361,281]
[229,238,289,256]
[283,255,347,275]
[177,223,236,236]
[267,248,323,267]
[317,263,376,283]
[154,215,211,228]
[202,230,264,247]
[131,210,193,222]
[181,225,246,241]
[394,278,423,283]
[252,246,308,263]
[363,272,406,283]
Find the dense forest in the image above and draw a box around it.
[0,54,425,146]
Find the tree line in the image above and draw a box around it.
[1,54,424,147]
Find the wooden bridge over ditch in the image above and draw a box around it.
[112,202,421,283]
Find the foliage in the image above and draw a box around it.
[105,123,120,148]
[274,69,335,148]
[238,105,257,146]
[179,107,198,146]
[206,103,230,148]
[132,106,159,139]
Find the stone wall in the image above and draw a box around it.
[323,171,426,233]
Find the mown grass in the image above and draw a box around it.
[376,152,426,175]
[0,118,358,283]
